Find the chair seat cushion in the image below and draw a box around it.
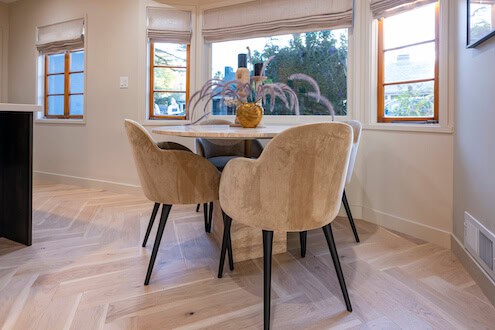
[207,156,240,171]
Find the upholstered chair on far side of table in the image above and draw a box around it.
[195,118,263,233]
[218,122,354,329]
[125,119,228,285]
[299,120,362,258]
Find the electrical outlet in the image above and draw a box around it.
[120,76,129,89]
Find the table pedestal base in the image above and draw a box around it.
[211,201,286,262]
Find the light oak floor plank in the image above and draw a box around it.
[0,182,493,329]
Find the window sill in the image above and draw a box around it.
[142,119,192,126]
[35,118,86,125]
[363,123,453,134]
[212,115,348,126]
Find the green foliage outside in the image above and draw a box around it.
[384,84,434,118]
[250,31,348,116]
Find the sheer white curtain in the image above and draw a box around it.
[370,0,437,19]
[36,18,84,53]
[147,7,192,43]
[202,0,354,43]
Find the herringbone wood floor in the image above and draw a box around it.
[0,182,494,329]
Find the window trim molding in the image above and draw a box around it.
[36,14,87,124]
[356,0,453,133]
[376,2,439,123]
[139,3,197,125]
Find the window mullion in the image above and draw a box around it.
[44,55,49,118]
[64,52,70,118]
[377,19,385,122]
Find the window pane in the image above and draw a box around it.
[153,92,186,116]
[384,42,435,84]
[47,95,64,115]
[48,53,65,74]
[154,43,187,67]
[211,29,348,116]
[47,74,65,95]
[154,68,186,91]
[70,51,84,72]
[70,95,84,116]
[70,73,84,94]
[383,3,436,49]
[384,81,434,118]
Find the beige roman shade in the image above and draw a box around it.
[36,18,85,54]
[370,0,437,19]
[147,7,192,44]
[202,0,354,43]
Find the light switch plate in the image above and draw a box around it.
[120,76,129,89]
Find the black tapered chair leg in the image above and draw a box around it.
[322,223,352,312]
[203,203,209,232]
[263,230,274,330]
[218,213,232,278]
[144,204,172,285]
[207,201,214,233]
[142,203,160,247]
[342,190,360,243]
[299,231,307,258]
[226,215,234,271]
[196,204,200,212]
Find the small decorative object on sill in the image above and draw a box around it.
[187,54,335,127]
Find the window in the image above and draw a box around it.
[149,42,190,120]
[44,50,85,119]
[210,29,348,116]
[377,2,439,122]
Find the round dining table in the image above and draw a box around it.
[152,124,294,140]
[151,124,297,262]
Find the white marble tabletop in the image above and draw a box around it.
[0,103,42,112]
[152,124,296,140]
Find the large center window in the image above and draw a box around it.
[211,29,348,116]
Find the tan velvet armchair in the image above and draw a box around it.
[299,120,362,257]
[195,118,263,233]
[124,119,221,285]
[217,122,354,328]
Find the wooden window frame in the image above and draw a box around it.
[149,41,190,120]
[377,2,439,123]
[44,50,84,119]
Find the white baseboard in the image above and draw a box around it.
[451,235,495,307]
[34,171,143,196]
[360,206,452,248]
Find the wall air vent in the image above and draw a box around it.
[464,212,495,281]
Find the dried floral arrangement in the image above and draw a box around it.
[188,55,335,124]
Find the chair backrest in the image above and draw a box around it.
[219,122,353,232]
[125,119,220,205]
[343,120,362,184]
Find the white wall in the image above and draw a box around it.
[0,3,8,102]
[356,130,453,247]
[7,0,454,247]
[453,1,495,240]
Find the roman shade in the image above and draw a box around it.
[147,7,192,44]
[202,0,353,43]
[370,0,437,19]
[36,18,85,54]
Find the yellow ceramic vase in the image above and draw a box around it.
[236,103,263,128]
